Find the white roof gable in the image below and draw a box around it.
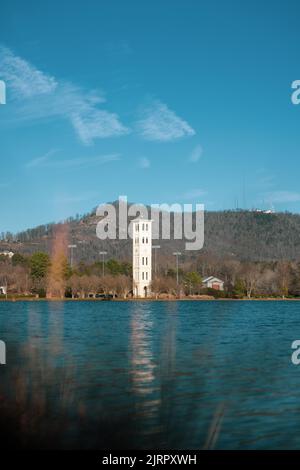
[203,276,223,284]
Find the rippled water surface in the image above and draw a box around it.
[1,300,300,449]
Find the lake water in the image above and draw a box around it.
[0,300,300,449]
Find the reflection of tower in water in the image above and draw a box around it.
[130,303,161,440]
[129,302,178,444]
[130,304,156,395]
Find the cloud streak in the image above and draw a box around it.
[25,149,59,168]
[0,46,57,98]
[71,109,128,145]
[189,144,203,162]
[0,47,197,148]
[0,46,129,145]
[136,99,195,142]
[25,152,120,169]
[138,157,150,168]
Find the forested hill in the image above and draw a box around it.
[1,208,300,263]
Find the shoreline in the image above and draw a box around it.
[0,297,299,302]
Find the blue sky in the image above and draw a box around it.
[1,0,300,232]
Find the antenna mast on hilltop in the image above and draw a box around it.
[242,175,247,210]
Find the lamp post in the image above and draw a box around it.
[152,245,160,277]
[173,252,182,286]
[4,276,7,301]
[99,251,107,276]
[68,244,77,268]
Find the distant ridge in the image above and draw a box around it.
[1,204,300,263]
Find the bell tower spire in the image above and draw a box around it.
[132,218,152,297]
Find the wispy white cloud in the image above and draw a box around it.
[138,157,150,169]
[25,152,120,169]
[136,99,195,142]
[263,190,300,203]
[25,148,59,168]
[0,46,130,144]
[0,46,57,98]
[183,188,207,200]
[189,144,203,162]
[71,109,128,145]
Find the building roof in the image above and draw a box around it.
[202,276,224,284]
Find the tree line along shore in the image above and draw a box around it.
[1,251,300,300]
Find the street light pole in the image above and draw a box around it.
[4,276,7,301]
[152,245,160,277]
[68,244,77,268]
[173,252,182,286]
[99,251,107,276]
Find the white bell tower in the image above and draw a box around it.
[132,219,152,297]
